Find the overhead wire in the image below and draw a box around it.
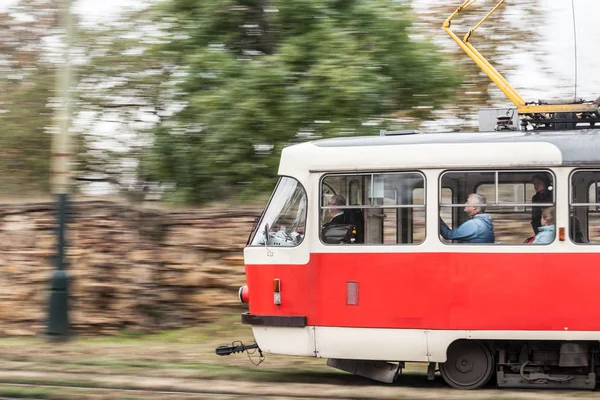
[571,0,578,101]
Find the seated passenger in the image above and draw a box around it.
[531,174,553,235]
[532,207,555,244]
[440,193,494,244]
[324,195,346,227]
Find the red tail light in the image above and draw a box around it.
[239,285,250,304]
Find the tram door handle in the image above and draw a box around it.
[368,212,387,218]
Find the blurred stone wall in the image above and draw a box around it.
[0,200,260,336]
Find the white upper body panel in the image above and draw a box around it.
[279,141,563,176]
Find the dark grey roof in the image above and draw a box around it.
[312,129,600,166]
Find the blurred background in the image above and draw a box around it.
[1,3,599,395]
[1,0,599,204]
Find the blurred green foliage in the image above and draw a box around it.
[0,1,58,196]
[1,0,462,203]
[141,0,461,203]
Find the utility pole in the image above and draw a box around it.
[47,0,73,340]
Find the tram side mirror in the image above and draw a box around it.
[263,223,270,245]
[322,224,356,244]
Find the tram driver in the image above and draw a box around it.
[324,195,347,227]
[440,193,495,244]
[322,195,364,244]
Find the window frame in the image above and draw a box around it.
[569,168,600,245]
[439,169,556,208]
[438,168,556,246]
[319,170,427,246]
[248,175,308,247]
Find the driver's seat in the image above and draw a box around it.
[344,208,364,244]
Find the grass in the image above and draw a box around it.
[0,387,58,399]
[0,315,597,399]
[0,313,331,379]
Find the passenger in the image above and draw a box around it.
[531,174,553,235]
[440,193,495,243]
[532,207,555,244]
[324,195,346,226]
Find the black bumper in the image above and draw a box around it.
[241,313,306,327]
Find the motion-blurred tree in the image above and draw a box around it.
[1,0,167,199]
[0,0,62,196]
[142,0,462,203]
[74,5,177,196]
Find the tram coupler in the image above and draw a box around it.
[216,342,261,356]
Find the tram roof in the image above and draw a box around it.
[279,129,600,175]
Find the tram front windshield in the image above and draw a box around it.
[250,177,307,247]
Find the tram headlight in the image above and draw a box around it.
[239,285,249,304]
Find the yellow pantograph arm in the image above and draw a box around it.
[443,0,526,108]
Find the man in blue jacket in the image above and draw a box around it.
[440,193,495,244]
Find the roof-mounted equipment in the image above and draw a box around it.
[444,0,600,131]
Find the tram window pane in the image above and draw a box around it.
[571,170,600,204]
[382,208,397,244]
[440,187,453,205]
[349,180,361,206]
[439,169,555,245]
[570,170,600,244]
[489,206,553,244]
[588,181,600,211]
[368,172,424,206]
[322,175,367,206]
[321,172,425,245]
[441,171,495,197]
[496,183,526,205]
[478,183,526,211]
[322,176,348,207]
[586,210,600,244]
[440,188,453,228]
[412,208,426,244]
[413,188,424,204]
[368,207,425,245]
[476,184,495,204]
[525,184,537,208]
[570,207,590,244]
[250,177,307,247]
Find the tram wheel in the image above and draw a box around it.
[439,340,494,390]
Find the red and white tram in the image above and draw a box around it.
[235,129,600,390]
[217,0,600,390]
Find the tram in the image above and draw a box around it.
[218,0,600,390]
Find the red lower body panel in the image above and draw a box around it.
[246,252,600,331]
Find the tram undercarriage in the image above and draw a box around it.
[495,341,597,390]
[328,340,599,390]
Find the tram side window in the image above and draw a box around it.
[569,170,600,244]
[440,187,454,228]
[249,177,307,247]
[320,172,425,245]
[439,170,555,244]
